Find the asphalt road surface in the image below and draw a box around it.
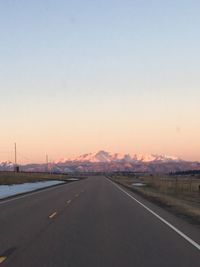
[0,176,199,267]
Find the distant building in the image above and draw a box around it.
[14,165,20,172]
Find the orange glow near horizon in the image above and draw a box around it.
[1,123,200,164]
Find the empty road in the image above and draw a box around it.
[0,176,199,266]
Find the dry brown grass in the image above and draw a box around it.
[111,174,200,224]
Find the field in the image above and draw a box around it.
[0,171,71,185]
[110,173,200,224]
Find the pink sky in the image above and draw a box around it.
[1,1,200,163]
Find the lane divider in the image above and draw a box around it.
[0,256,7,264]
[48,191,83,219]
[108,179,200,251]
[49,212,57,219]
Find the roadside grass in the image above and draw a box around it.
[0,171,70,185]
[110,174,200,225]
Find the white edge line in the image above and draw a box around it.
[0,183,67,205]
[108,179,200,251]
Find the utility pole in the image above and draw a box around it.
[14,142,19,172]
[14,142,17,166]
[46,154,49,172]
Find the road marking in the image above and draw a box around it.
[75,193,79,197]
[49,212,57,219]
[0,256,7,264]
[66,200,71,205]
[109,179,200,251]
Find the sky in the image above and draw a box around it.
[0,0,200,163]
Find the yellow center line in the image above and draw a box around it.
[66,200,71,205]
[49,212,57,219]
[0,256,7,264]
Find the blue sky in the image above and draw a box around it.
[0,0,200,162]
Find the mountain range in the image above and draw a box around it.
[1,150,200,173]
[56,150,181,164]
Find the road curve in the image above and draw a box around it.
[0,176,199,267]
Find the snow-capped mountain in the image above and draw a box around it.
[53,151,199,173]
[0,161,14,171]
[57,150,182,164]
[1,151,199,173]
[51,151,192,173]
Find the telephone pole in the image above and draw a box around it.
[14,142,19,172]
[14,142,17,166]
[46,154,49,172]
